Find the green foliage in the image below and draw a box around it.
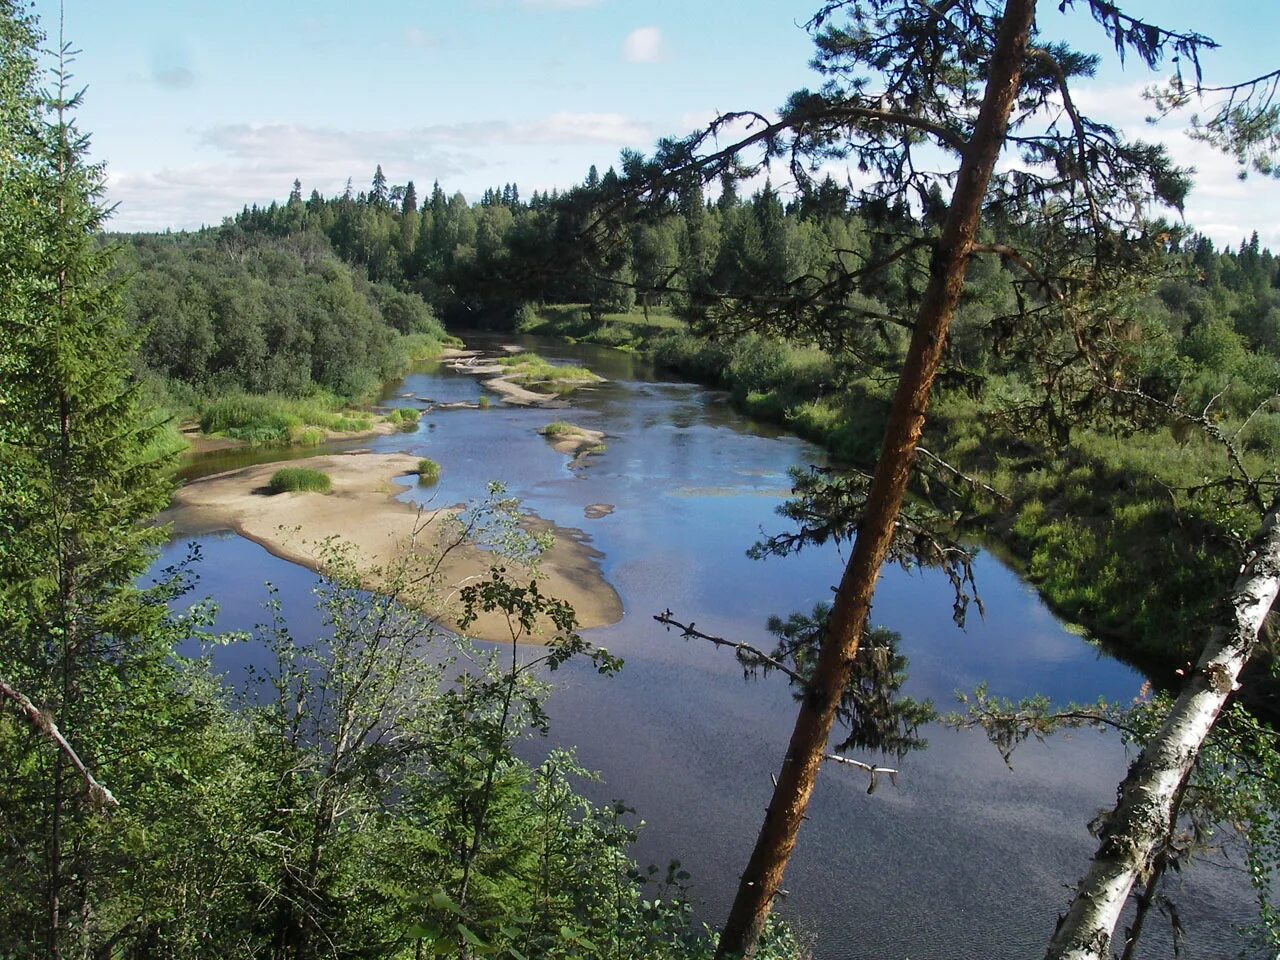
[196,390,374,445]
[267,466,332,493]
[494,353,602,394]
[477,395,490,410]
[418,457,441,484]
[539,421,580,437]
[119,229,450,403]
[0,11,205,952]
[388,405,421,429]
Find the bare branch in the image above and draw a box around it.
[653,612,809,687]
[1108,385,1265,512]
[0,676,117,809]
[970,242,1062,300]
[823,751,900,794]
[914,445,1013,505]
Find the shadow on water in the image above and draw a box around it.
[158,332,1260,960]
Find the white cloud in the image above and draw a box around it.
[404,26,429,47]
[102,112,656,230]
[1068,80,1280,247]
[202,113,652,160]
[622,27,663,64]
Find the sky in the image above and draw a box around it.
[26,0,1280,249]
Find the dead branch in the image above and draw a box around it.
[914,445,1013,504]
[653,612,809,686]
[823,752,900,794]
[0,676,117,809]
[970,242,1062,299]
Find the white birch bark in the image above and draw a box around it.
[1045,495,1280,960]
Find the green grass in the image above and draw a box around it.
[387,407,421,429]
[196,391,376,446]
[518,304,685,351]
[539,421,583,437]
[477,395,490,410]
[417,458,440,485]
[267,467,331,494]
[494,353,602,394]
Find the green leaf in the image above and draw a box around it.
[431,889,462,914]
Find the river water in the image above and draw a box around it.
[158,334,1258,959]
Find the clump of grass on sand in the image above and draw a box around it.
[539,421,580,437]
[417,458,440,485]
[267,467,331,494]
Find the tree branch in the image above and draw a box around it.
[970,242,1062,300]
[653,612,809,687]
[914,444,1013,504]
[0,676,117,809]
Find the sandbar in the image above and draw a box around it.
[160,452,623,644]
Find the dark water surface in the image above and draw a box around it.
[161,334,1257,959]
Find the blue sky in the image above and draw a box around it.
[29,0,1280,247]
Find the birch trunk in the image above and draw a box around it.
[1045,494,1280,960]
[712,1,1039,954]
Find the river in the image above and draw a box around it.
[157,333,1259,959]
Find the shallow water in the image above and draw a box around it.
[161,333,1259,959]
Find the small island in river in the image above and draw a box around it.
[159,452,623,644]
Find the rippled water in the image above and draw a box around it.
[158,333,1259,959]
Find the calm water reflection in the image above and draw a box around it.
[158,333,1257,959]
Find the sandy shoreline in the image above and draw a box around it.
[160,452,623,644]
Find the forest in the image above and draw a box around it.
[3,0,1280,958]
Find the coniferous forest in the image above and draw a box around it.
[4,0,1280,958]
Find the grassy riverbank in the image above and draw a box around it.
[148,332,455,455]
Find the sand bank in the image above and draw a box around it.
[161,453,623,644]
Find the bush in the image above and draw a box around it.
[477,395,490,410]
[387,407,421,426]
[417,458,440,485]
[268,467,331,494]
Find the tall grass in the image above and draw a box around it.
[268,467,331,494]
[197,391,375,445]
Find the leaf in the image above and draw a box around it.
[456,923,493,953]
[430,889,462,914]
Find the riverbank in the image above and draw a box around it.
[514,307,1267,686]
[160,452,624,644]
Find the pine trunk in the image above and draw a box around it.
[1045,494,1280,960]
[713,1,1038,954]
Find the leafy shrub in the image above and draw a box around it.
[417,458,440,484]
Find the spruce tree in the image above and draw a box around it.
[0,8,180,953]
